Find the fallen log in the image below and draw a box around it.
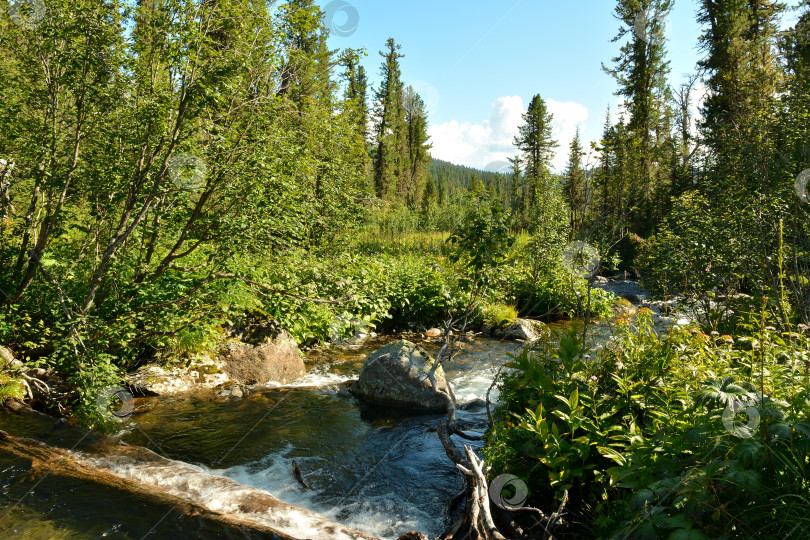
[0,434,296,539]
[426,320,567,540]
[0,432,377,540]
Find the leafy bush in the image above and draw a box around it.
[255,249,464,341]
[480,303,519,328]
[485,309,810,537]
[494,256,615,320]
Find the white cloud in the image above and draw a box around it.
[429,95,523,170]
[429,95,589,173]
[546,99,589,171]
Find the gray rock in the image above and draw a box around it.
[622,293,642,305]
[219,330,305,385]
[215,382,249,399]
[351,340,449,413]
[348,332,368,343]
[592,276,609,285]
[495,319,550,342]
[459,398,487,410]
[0,345,22,369]
[612,297,637,317]
[126,362,227,396]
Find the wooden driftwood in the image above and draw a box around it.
[0,434,297,539]
[424,320,567,540]
[0,431,377,540]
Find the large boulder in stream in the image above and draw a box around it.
[219,328,305,385]
[350,340,449,413]
[494,318,550,342]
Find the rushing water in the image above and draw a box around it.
[0,331,596,539]
[1,279,671,539]
[115,336,527,539]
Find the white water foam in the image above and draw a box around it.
[216,444,441,540]
[74,450,375,540]
[262,366,354,389]
[449,367,503,405]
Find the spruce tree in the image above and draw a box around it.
[563,127,587,233]
[697,0,784,194]
[342,52,369,144]
[513,94,558,229]
[403,85,432,208]
[603,0,674,236]
[372,38,406,200]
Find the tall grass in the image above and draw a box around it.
[354,230,454,257]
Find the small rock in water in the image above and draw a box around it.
[612,297,637,317]
[215,382,248,399]
[494,319,550,342]
[346,333,368,345]
[459,398,486,411]
[676,318,690,326]
[622,293,642,305]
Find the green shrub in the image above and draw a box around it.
[480,303,518,328]
[0,374,25,403]
[485,310,810,537]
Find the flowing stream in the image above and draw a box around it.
[0,280,670,539]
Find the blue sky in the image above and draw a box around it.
[324,0,804,172]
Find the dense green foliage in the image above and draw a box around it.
[486,311,810,537]
[485,3,810,535]
[605,1,810,329]
[0,4,806,537]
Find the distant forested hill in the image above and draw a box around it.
[427,158,510,199]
